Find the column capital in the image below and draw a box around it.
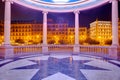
[2,0,13,3]
[42,11,48,14]
[74,10,80,14]
[109,0,119,3]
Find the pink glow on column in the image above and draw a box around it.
[74,11,79,45]
[112,0,119,46]
[4,0,11,45]
[43,11,48,45]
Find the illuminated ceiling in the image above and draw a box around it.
[14,0,109,12]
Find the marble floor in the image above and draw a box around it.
[0,54,120,80]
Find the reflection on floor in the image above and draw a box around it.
[0,54,120,80]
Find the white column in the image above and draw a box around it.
[42,11,48,45]
[3,0,12,45]
[111,0,119,46]
[74,11,80,45]
[42,11,48,53]
[108,0,119,60]
[2,0,13,59]
[73,10,80,53]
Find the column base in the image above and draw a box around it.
[0,45,14,59]
[73,44,80,55]
[109,45,120,60]
[112,44,119,47]
[42,44,49,54]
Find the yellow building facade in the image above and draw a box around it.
[1,20,120,45]
[66,27,87,44]
[0,21,87,45]
[90,20,120,45]
[47,23,68,44]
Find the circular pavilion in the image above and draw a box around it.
[1,1,120,80]
[1,0,120,59]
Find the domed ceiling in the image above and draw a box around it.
[14,0,109,12]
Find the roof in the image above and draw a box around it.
[14,0,109,12]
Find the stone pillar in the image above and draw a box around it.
[1,0,14,59]
[111,0,119,46]
[3,0,12,45]
[42,11,48,54]
[73,11,80,54]
[109,0,120,60]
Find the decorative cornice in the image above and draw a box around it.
[2,0,13,3]
[109,0,119,3]
[74,10,80,14]
[13,0,109,12]
[42,11,48,14]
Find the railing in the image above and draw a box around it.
[79,45,109,57]
[12,45,110,57]
[13,45,42,56]
[13,45,74,57]
[48,45,73,52]
[1,44,120,59]
[117,47,120,57]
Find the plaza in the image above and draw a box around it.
[0,0,120,80]
[0,54,120,80]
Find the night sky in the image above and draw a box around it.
[0,1,120,27]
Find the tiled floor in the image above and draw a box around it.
[0,54,120,80]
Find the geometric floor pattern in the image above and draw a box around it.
[0,54,120,80]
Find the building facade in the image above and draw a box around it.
[0,21,87,45]
[1,20,120,45]
[90,19,120,45]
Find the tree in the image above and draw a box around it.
[85,38,99,45]
[48,40,55,44]
[32,41,39,44]
[40,40,43,43]
[58,40,67,44]
[15,39,25,44]
[79,40,85,45]
[105,39,112,45]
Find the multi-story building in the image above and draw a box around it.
[67,27,75,44]
[32,23,43,44]
[79,27,87,42]
[0,21,42,45]
[118,19,120,39]
[67,27,87,44]
[0,21,4,44]
[11,22,33,44]
[47,23,69,44]
[0,20,87,45]
[90,19,120,45]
